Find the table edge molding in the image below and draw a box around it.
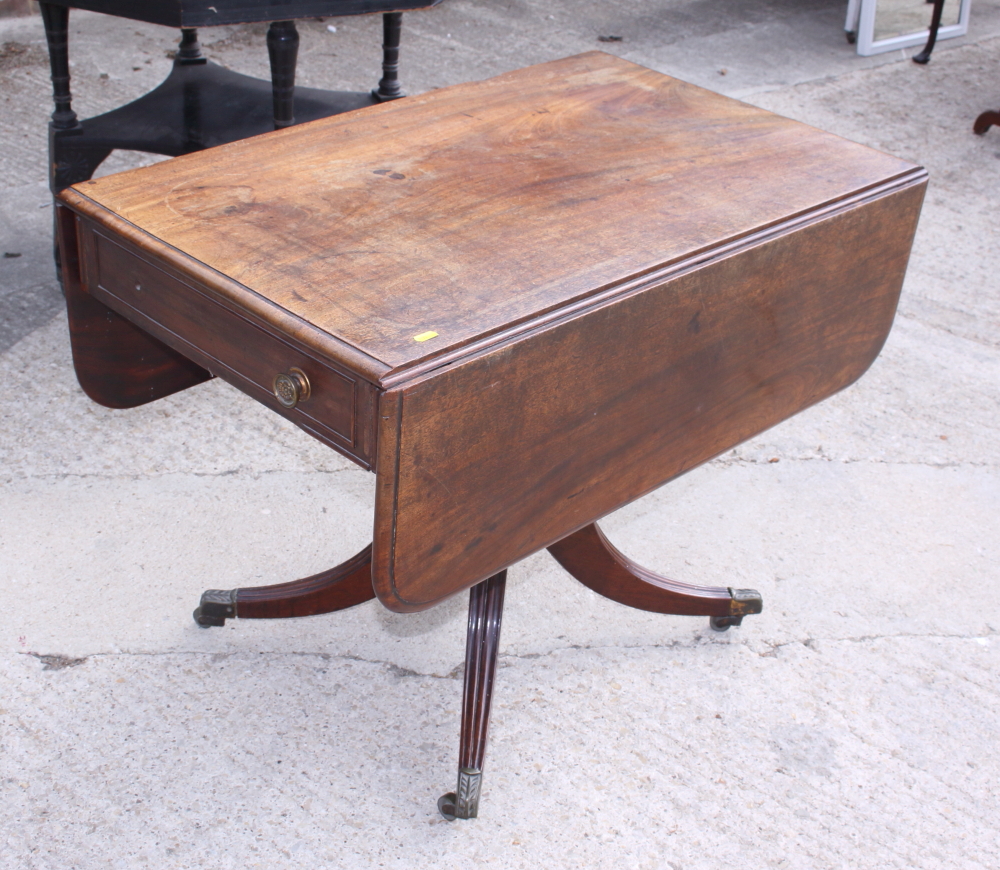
[59,188,393,384]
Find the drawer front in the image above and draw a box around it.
[85,227,376,468]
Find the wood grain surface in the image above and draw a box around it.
[546,523,737,617]
[59,52,927,613]
[75,215,378,468]
[57,202,213,409]
[372,179,926,611]
[64,52,917,380]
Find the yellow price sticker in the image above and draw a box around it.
[413,331,439,342]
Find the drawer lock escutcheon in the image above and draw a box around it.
[273,367,311,409]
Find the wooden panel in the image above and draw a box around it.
[80,221,377,468]
[68,52,917,377]
[57,203,213,410]
[372,178,926,612]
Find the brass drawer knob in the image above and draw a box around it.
[273,367,311,409]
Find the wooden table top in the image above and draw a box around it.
[59,51,925,611]
[65,52,916,385]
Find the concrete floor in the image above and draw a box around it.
[2,2,999,868]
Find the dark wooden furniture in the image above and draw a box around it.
[906,0,999,134]
[55,52,926,819]
[912,0,946,64]
[39,0,441,194]
[974,108,999,134]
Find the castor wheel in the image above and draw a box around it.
[192,589,237,627]
[709,614,744,632]
[193,606,225,627]
[437,768,483,819]
[437,792,458,821]
[710,587,764,631]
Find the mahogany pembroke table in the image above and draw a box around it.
[54,52,926,820]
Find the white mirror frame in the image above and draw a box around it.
[850,0,971,56]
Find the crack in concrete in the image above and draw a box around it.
[15,628,994,678]
[753,629,997,658]
[711,456,998,469]
[1,467,361,484]
[4,457,997,492]
[819,628,997,643]
[27,653,88,670]
[340,654,463,681]
[895,309,1000,351]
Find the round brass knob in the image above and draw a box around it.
[273,367,311,409]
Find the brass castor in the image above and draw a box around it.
[438,768,483,820]
[192,589,237,627]
[437,792,458,821]
[709,614,744,632]
[710,587,763,631]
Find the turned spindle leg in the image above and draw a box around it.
[175,28,206,65]
[373,12,405,102]
[42,2,110,205]
[438,571,507,821]
[40,3,78,133]
[267,20,299,129]
[175,31,208,151]
[41,5,106,185]
[41,0,110,280]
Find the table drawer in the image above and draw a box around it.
[83,226,376,468]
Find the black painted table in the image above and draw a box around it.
[39,0,443,193]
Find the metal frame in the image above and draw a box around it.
[854,0,970,56]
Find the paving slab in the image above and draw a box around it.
[3,630,998,869]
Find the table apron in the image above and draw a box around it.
[77,217,378,470]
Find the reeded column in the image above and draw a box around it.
[438,571,507,820]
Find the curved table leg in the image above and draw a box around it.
[974,111,1000,135]
[439,570,506,821]
[912,0,945,65]
[547,523,762,631]
[193,544,374,627]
